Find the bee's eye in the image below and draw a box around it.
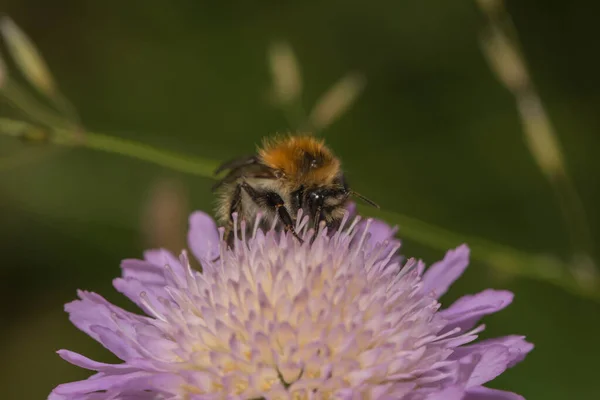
[310,159,318,169]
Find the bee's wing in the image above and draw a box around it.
[212,162,277,191]
[214,155,258,175]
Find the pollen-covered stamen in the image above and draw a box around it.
[439,324,487,347]
[295,209,309,233]
[179,250,201,296]
[372,240,402,274]
[163,263,184,289]
[139,291,167,322]
[352,218,373,258]
[252,212,263,239]
[269,211,279,231]
[332,209,352,241]
[415,327,462,348]
[363,241,390,273]
[239,218,250,260]
[232,212,240,245]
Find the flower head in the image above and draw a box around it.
[50,211,532,400]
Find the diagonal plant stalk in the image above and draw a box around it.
[55,127,219,177]
[1,116,599,302]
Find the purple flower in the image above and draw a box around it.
[50,211,532,399]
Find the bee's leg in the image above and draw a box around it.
[225,184,243,248]
[309,187,350,243]
[307,189,326,244]
[240,182,304,244]
[224,224,235,249]
[310,204,323,244]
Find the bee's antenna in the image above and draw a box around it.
[350,191,380,209]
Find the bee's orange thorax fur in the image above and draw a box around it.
[258,135,341,186]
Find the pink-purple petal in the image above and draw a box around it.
[120,259,165,284]
[142,249,189,287]
[465,345,513,387]
[441,289,514,331]
[424,386,466,400]
[112,277,169,315]
[89,325,141,361]
[364,219,399,246]
[50,372,153,396]
[422,244,470,298]
[57,350,139,374]
[464,386,525,400]
[187,211,220,262]
[49,373,180,400]
[114,252,189,314]
[452,336,534,370]
[65,291,144,345]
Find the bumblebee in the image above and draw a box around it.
[213,134,378,247]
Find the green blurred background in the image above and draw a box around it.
[1,0,599,399]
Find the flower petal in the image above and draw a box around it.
[425,386,466,400]
[345,201,357,218]
[365,219,398,247]
[120,259,165,285]
[90,326,142,361]
[467,345,511,387]
[114,249,192,314]
[113,257,173,314]
[441,289,514,331]
[453,335,534,370]
[65,291,142,338]
[351,217,402,268]
[143,249,186,282]
[57,350,139,374]
[50,372,152,396]
[49,372,181,399]
[58,350,164,378]
[187,211,220,263]
[113,277,161,315]
[452,336,533,387]
[64,291,147,360]
[422,244,470,298]
[464,386,525,400]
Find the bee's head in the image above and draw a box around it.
[259,134,341,185]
